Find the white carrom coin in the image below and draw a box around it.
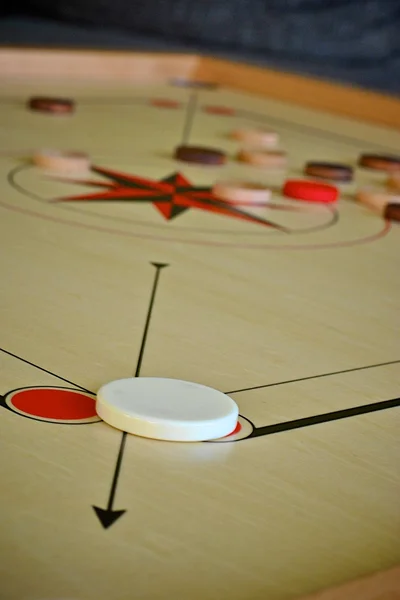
[96,377,239,442]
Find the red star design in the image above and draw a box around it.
[55,166,289,231]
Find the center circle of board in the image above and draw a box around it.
[96,378,239,442]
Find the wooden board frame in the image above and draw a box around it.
[0,47,399,128]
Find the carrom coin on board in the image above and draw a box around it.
[28,96,75,114]
[96,377,239,442]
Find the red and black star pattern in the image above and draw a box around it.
[54,166,290,231]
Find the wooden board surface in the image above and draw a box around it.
[0,50,399,600]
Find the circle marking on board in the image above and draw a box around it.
[4,386,100,424]
[208,415,255,442]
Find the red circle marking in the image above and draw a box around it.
[204,105,236,116]
[7,387,97,421]
[224,421,242,437]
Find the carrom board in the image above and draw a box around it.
[0,49,399,600]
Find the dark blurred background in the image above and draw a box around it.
[1,0,399,95]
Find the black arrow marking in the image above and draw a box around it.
[92,428,127,528]
[92,262,169,529]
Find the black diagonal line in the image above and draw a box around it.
[106,423,128,511]
[90,166,137,187]
[49,178,114,189]
[187,194,288,231]
[90,167,156,188]
[226,359,400,395]
[180,92,198,146]
[133,262,168,377]
[249,397,400,438]
[0,346,92,393]
[189,189,318,214]
[94,261,169,527]
[57,194,172,204]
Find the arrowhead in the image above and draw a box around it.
[92,506,126,529]
[150,262,169,269]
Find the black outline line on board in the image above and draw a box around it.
[247,396,400,439]
[7,165,46,202]
[217,359,400,442]
[211,396,400,443]
[226,358,400,395]
[0,346,92,393]
[92,261,168,529]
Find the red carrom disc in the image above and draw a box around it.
[283,179,339,203]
